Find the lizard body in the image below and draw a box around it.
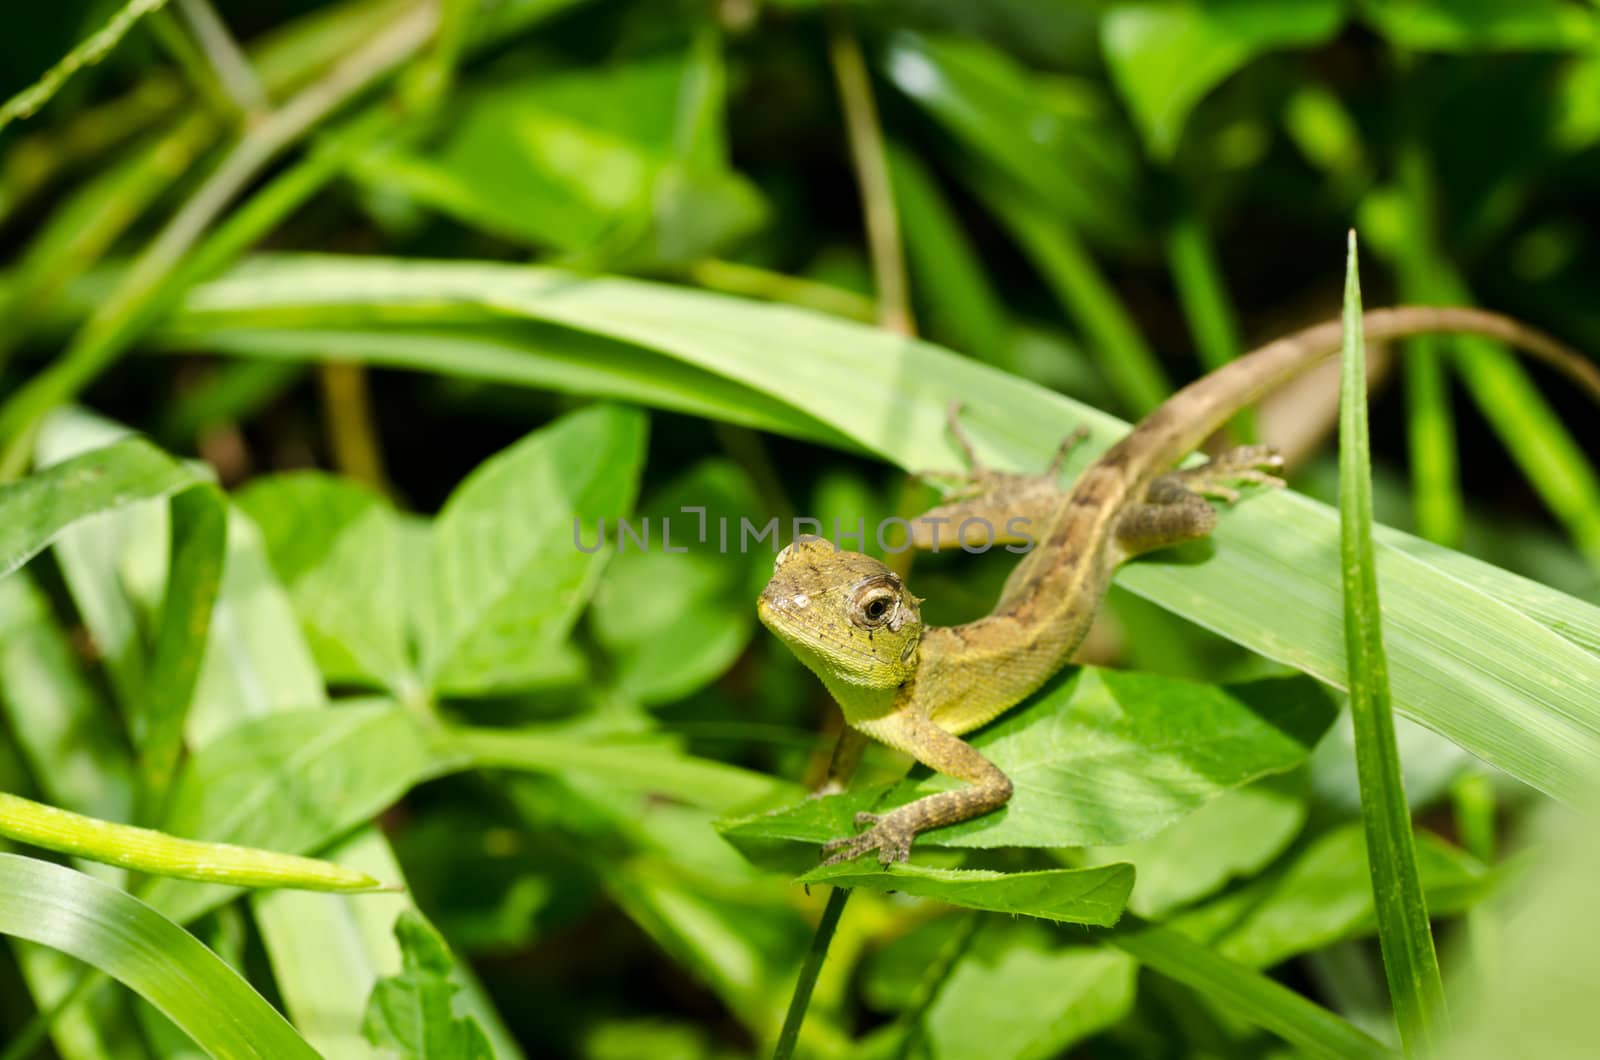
[757,306,1600,865]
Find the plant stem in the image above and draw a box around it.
[318,361,391,494]
[827,13,914,337]
[174,0,269,114]
[774,886,852,1060]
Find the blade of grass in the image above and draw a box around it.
[136,485,226,806]
[828,10,913,336]
[0,854,320,1059]
[0,0,175,135]
[1106,919,1391,1060]
[1339,231,1448,1054]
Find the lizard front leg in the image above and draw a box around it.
[821,710,1012,866]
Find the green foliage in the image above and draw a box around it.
[0,0,1597,1057]
[363,911,495,1060]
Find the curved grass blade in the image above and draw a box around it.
[0,790,386,892]
[0,853,320,1059]
[0,436,201,579]
[1106,919,1390,1060]
[1339,233,1447,1053]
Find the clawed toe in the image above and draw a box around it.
[1178,445,1287,503]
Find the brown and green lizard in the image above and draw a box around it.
[757,306,1600,866]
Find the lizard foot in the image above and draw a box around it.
[818,811,915,866]
[1176,444,1286,504]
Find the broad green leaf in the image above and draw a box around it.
[420,404,647,694]
[1081,773,1307,917]
[1101,0,1344,160]
[361,911,494,1060]
[723,669,1332,855]
[1106,919,1390,1060]
[589,458,763,704]
[152,255,1600,804]
[798,861,1134,927]
[1356,0,1596,51]
[920,924,1135,1060]
[236,472,421,697]
[0,435,198,580]
[142,700,453,924]
[0,854,319,1059]
[1169,825,1492,969]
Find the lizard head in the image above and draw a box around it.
[757,538,922,720]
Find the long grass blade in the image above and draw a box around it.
[1339,231,1448,1054]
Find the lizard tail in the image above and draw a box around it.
[1359,306,1600,407]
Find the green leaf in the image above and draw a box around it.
[420,404,647,694]
[1355,0,1596,51]
[186,508,328,744]
[362,910,494,1060]
[723,669,1332,855]
[800,861,1134,927]
[918,923,1136,1060]
[1339,233,1448,1053]
[156,321,850,445]
[1081,773,1307,917]
[0,853,319,1059]
[588,458,762,704]
[1169,824,1493,970]
[1101,0,1344,160]
[141,700,453,924]
[236,472,421,696]
[0,435,199,580]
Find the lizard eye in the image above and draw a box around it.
[850,585,899,629]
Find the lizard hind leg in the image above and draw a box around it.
[1172,444,1286,504]
[1115,445,1286,558]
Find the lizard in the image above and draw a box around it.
[756,305,1600,866]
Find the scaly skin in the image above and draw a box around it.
[757,306,1600,866]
